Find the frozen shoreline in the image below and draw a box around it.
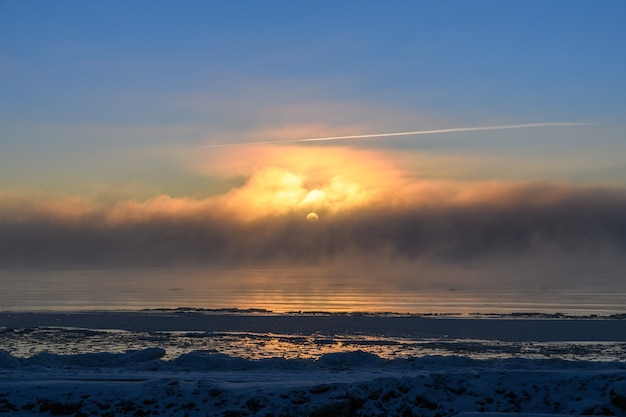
[2,310,626,342]
[2,310,626,416]
[1,349,626,416]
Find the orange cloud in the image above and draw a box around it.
[2,178,626,291]
[187,145,408,219]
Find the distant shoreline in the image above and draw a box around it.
[3,306,626,319]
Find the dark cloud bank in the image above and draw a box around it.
[1,183,626,280]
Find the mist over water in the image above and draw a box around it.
[1,268,625,315]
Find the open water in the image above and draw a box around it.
[1,268,625,315]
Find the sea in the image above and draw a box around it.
[1,268,625,315]
[1,268,625,364]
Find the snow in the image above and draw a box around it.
[2,350,626,416]
[1,311,625,416]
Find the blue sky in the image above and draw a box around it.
[2,0,625,196]
[3,1,624,138]
[1,1,626,288]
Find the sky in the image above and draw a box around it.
[1,1,626,296]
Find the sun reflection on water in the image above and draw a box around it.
[1,269,625,316]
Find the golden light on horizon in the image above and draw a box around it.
[83,141,599,226]
[197,145,408,220]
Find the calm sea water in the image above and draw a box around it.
[1,268,625,315]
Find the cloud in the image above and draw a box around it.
[3,139,626,288]
[1,181,626,288]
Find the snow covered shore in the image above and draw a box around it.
[1,311,625,416]
[1,349,626,417]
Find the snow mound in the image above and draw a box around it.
[1,349,625,417]
[168,351,314,371]
[610,380,626,410]
[0,350,20,368]
[0,347,166,369]
[315,350,384,368]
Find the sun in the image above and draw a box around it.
[306,212,319,222]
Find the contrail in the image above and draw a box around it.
[198,122,594,148]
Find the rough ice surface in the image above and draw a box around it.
[1,311,625,416]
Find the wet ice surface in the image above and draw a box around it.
[1,311,626,416]
[2,327,626,362]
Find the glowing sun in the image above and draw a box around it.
[306,212,319,222]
